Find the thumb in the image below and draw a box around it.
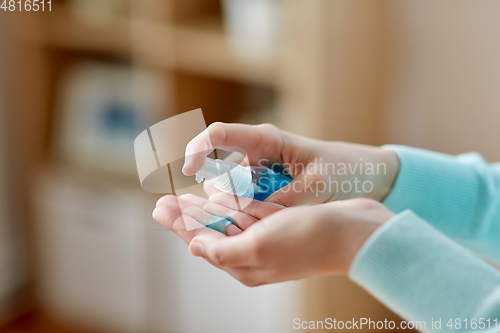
[189,232,258,267]
[265,173,322,207]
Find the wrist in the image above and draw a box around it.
[343,221,382,274]
[375,149,400,202]
[324,200,394,275]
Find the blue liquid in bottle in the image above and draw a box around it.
[246,166,293,201]
[195,158,293,201]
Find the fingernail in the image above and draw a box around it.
[190,242,204,256]
[152,208,157,219]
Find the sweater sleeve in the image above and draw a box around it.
[382,145,500,263]
[349,210,500,333]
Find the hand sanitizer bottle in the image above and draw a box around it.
[195,157,292,201]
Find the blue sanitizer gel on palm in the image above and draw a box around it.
[195,157,292,202]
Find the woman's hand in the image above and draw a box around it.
[182,123,399,207]
[153,192,394,286]
[152,193,284,245]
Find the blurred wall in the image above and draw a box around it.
[385,0,500,161]
[322,0,388,145]
[278,0,389,145]
[294,0,500,327]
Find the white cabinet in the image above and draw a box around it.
[33,168,150,332]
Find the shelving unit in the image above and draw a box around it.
[41,9,131,56]
[27,2,277,84]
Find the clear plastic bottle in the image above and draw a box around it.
[195,157,292,201]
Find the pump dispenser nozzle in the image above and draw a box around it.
[195,157,253,197]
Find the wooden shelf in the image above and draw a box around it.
[129,17,279,86]
[29,6,279,86]
[172,23,279,86]
[32,6,132,57]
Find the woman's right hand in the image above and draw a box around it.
[182,123,399,207]
[154,192,393,286]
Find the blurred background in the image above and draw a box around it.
[2,0,500,332]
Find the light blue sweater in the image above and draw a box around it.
[349,146,500,332]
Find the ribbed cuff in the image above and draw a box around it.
[349,210,500,328]
[381,145,482,239]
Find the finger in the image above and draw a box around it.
[154,195,184,230]
[182,205,242,236]
[156,193,179,208]
[182,123,284,176]
[178,193,208,208]
[224,151,249,166]
[203,181,222,197]
[189,231,261,267]
[225,224,243,236]
[182,205,220,224]
[156,194,207,231]
[202,201,257,230]
[209,192,284,219]
[153,196,227,244]
[178,194,240,235]
[158,194,240,236]
[153,196,202,235]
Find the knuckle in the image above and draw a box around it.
[172,215,187,232]
[208,121,224,130]
[210,246,226,266]
[308,172,323,183]
[268,195,291,208]
[257,123,278,134]
[237,273,261,287]
[155,203,177,221]
[246,281,261,288]
[249,239,267,264]
[208,191,228,203]
[206,122,226,144]
[156,194,178,208]
[240,277,257,287]
[178,193,195,201]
